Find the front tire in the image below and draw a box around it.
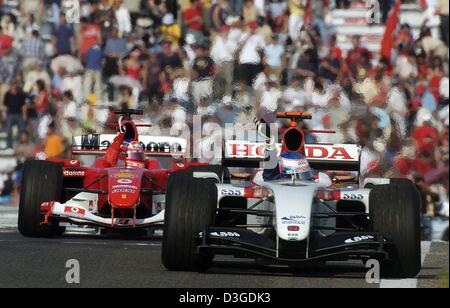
[162,173,217,271]
[18,160,63,237]
[369,181,421,278]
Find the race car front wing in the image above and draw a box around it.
[40,201,165,228]
[198,227,389,264]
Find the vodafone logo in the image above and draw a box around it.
[64,206,86,216]
[64,170,86,177]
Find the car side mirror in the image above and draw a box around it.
[317,172,333,187]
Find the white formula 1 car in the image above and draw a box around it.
[162,112,421,278]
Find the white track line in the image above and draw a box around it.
[380,241,432,288]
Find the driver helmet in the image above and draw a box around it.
[125,141,145,168]
[279,152,313,181]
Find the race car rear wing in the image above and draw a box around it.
[72,134,187,158]
[224,141,362,172]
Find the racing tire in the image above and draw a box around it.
[162,173,217,271]
[369,181,421,278]
[18,160,63,238]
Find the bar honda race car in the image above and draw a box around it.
[162,112,421,278]
[18,110,214,237]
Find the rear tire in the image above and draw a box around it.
[18,160,63,238]
[162,173,217,271]
[369,181,421,278]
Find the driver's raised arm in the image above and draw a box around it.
[104,132,126,167]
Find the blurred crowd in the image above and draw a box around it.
[0,0,448,236]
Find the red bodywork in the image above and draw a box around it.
[46,116,207,223]
[48,158,206,221]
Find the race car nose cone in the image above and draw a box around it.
[108,168,144,209]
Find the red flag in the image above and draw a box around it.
[380,0,402,62]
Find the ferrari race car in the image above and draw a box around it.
[162,112,422,278]
[18,110,213,237]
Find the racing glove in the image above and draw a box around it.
[104,132,126,166]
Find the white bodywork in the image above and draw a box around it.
[217,142,371,242]
[44,193,165,228]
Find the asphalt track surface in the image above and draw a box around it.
[0,205,448,288]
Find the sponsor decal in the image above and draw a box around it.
[287,226,300,232]
[112,188,136,194]
[156,202,164,213]
[210,231,241,238]
[342,193,364,200]
[117,219,132,225]
[112,185,138,190]
[344,235,375,244]
[117,179,133,184]
[281,215,307,225]
[64,170,85,177]
[220,189,242,196]
[113,172,135,179]
[226,142,360,162]
[64,206,86,217]
[88,200,95,212]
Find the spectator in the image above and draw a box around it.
[265,34,285,80]
[62,90,78,120]
[23,61,51,94]
[191,43,215,105]
[211,26,235,95]
[260,74,283,112]
[210,0,229,33]
[436,0,449,46]
[346,35,371,77]
[4,84,27,149]
[0,25,13,57]
[43,122,65,159]
[34,80,50,117]
[114,0,132,37]
[216,95,240,126]
[229,0,245,16]
[20,28,46,78]
[78,17,102,58]
[183,0,204,43]
[0,38,20,107]
[84,43,105,99]
[52,13,74,56]
[244,0,259,24]
[161,13,181,49]
[288,0,306,41]
[14,131,36,162]
[161,42,183,70]
[296,48,317,78]
[238,21,265,86]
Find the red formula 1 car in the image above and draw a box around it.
[18,110,217,237]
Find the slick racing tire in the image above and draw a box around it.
[369,181,421,278]
[18,160,63,237]
[162,173,217,271]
